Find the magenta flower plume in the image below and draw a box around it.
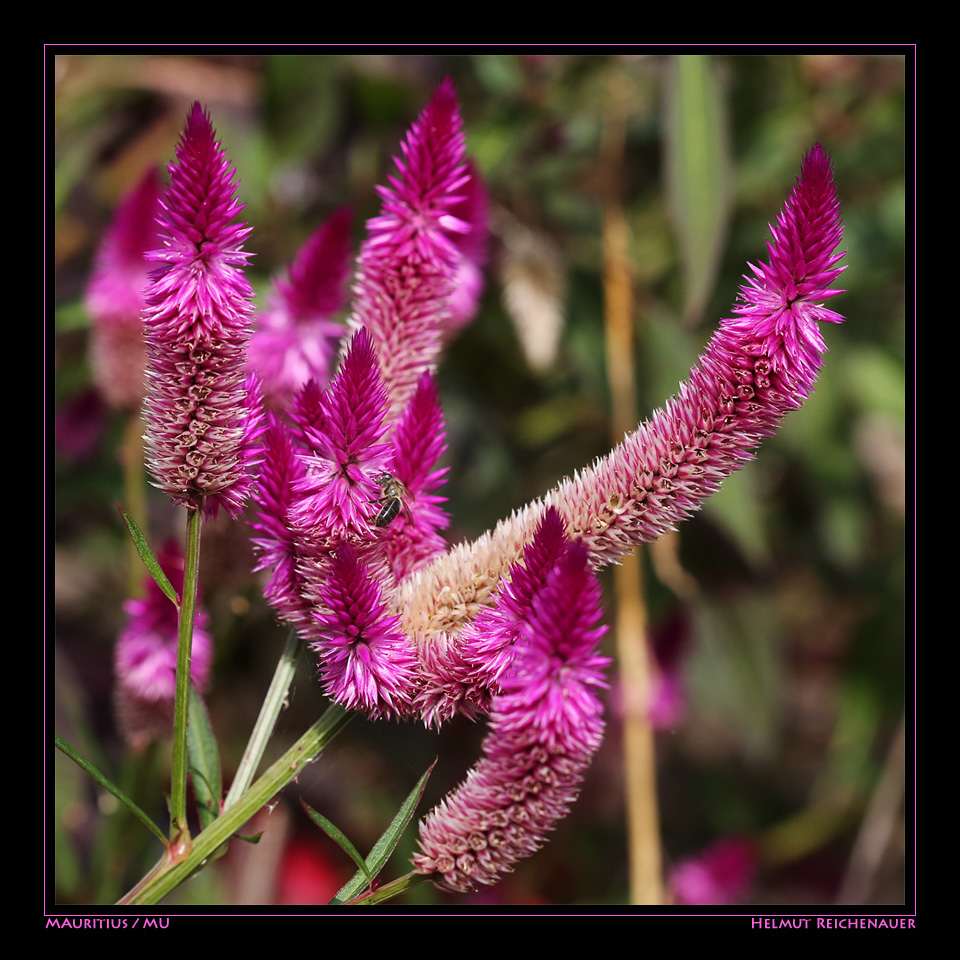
[114,541,213,749]
[396,144,846,642]
[412,524,609,892]
[142,102,263,519]
[85,168,161,409]
[288,328,392,543]
[350,77,475,419]
[547,144,846,565]
[311,542,419,719]
[249,206,353,406]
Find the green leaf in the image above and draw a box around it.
[330,759,436,905]
[55,733,167,847]
[187,684,222,831]
[116,504,180,609]
[302,800,373,887]
[663,53,732,328]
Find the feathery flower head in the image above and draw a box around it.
[288,328,392,543]
[86,167,161,409]
[114,541,212,748]
[412,513,609,892]
[350,77,476,419]
[249,206,353,406]
[142,102,263,519]
[396,145,845,643]
[311,542,419,719]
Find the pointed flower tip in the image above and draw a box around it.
[185,101,213,137]
[802,142,832,181]
[430,75,459,112]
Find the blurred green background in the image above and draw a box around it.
[52,52,908,908]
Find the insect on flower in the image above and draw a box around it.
[369,472,412,527]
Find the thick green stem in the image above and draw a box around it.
[170,506,202,842]
[119,703,353,905]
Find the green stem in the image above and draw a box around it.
[119,703,353,905]
[223,629,303,811]
[170,506,202,842]
[343,870,430,906]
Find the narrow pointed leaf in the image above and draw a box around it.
[187,683,222,830]
[56,732,167,846]
[331,759,436,904]
[116,503,179,608]
[301,800,373,887]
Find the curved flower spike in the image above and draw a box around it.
[412,518,608,892]
[142,102,263,519]
[397,144,845,645]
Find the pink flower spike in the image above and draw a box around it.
[249,206,353,406]
[288,328,392,542]
[395,145,846,643]
[85,168,161,409]
[350,78,473,419]
[114,541,213,749]
[546,144,846,565]
[311,542,419,719]
[142,102,263,520]
[412,537,609,892]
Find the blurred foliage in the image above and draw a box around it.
[52,51,909,908]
